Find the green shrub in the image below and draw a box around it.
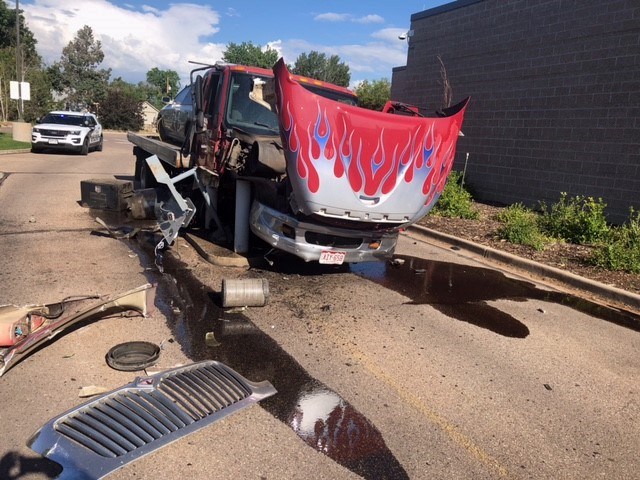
[590,208,640,273]
[431,171,479,219]
[539,193,609,244]
[497,203,547,251]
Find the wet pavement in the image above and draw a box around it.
[139,241,409,479]
[129,228,640,479]
[2,137,638,479]
[351,255,640,337]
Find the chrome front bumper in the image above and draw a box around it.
[250,202,399,263]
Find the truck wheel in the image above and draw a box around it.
[96,135,103,152]
[80,137,89,156]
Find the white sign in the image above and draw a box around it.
[10,81,19,100]
[9,81,31,101]
[21,82,31,101]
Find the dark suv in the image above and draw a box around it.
[156,85,192,146]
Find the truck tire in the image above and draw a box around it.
[96,135,103,152]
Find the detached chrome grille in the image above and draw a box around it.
[29,361,276,479]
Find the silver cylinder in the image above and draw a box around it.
[222,278,269,307]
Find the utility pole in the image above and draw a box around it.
[16,0,23,120]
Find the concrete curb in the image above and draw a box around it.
[408,224,640,312]
[0,148,30,155]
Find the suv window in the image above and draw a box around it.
[174,86,192,105]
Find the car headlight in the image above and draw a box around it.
[32,127,40,133]
[69,130,81,135]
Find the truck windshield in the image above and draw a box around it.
[226,73,280,136]
[225,73,359,136]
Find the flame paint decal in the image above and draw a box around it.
[273,59,469,221]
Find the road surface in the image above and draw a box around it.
[0,132,637,479]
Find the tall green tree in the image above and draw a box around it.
[48,26,111,111]
[291,51,350,87]
[145,67,180,109]
[222,42,279,69]
[100,80,144,131]
[0,1,52,121]
[355,78,391,111]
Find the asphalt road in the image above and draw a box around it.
[0,132,638,479]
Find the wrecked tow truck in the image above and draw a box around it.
[0,284,155,377]
[126,58,469,264]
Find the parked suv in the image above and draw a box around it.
[31,111,103,155]
[156,85,192,146]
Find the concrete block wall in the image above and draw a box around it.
[391,0,639,223]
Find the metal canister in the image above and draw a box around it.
[221,278,269,307]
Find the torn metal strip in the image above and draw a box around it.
[0,284,155,377]
[28,361,276,480]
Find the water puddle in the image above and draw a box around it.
[351,255,640,337]
[154,252,409,479]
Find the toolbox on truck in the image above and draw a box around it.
[80,178,133,211]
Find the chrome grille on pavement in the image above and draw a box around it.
[28,361,276,480]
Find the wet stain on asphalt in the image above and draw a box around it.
[128,230,638,478]
[350,255,640,337]
[156,252,409,480]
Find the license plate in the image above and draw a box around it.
[48,139,58,144]
[319,251,346,265]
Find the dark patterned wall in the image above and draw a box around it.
[391,0,639,223]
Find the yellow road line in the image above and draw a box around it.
[329,330,512,479]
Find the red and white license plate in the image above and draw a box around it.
[319,250,346,265]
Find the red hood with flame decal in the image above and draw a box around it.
[273,58,469,226]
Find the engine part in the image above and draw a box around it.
[105,341,161,371]
[221,278,269,307]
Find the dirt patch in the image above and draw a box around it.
[418,203,640,295]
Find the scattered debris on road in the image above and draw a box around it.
[0,284,155,377]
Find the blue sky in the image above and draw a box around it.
[18,0,451,87]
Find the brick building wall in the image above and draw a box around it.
[391,0,639,223]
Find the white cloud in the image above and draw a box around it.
[354,14,384,24]
[225,7,240,17]
[273,35,406,85]
[371,27,410,42]
[313,12,350,22]
[313,12,385,24]
[22,0,224,84]
[18,1,407,86]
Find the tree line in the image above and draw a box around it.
[0,5,391,131]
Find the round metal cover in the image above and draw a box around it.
[106,341,160,371]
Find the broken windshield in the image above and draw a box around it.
[225,72,359,136]
[226,73,280,136]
